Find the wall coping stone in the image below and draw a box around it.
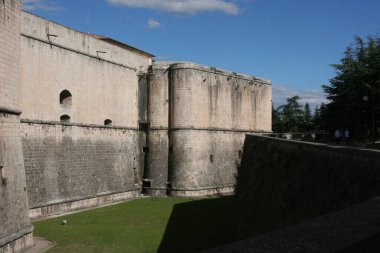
[21,33,137,71]
[247,134,380,155]
[153,61,271,84]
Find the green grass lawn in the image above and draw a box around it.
[33,196,235,253]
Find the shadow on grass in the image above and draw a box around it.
[157,195,236,253]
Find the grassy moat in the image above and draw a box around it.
[33,196,235,253]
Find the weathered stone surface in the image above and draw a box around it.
[0,1,33,252]
[234,135,380,239]
[18,11,151,214]
[22,122,143,215]
[2,3,273,226]
[144,62,272,196]
[144,64,171,195]
[169,131,244,195]
[169,62,271,131]
[19,11,151,126]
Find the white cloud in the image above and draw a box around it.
[107,0,240,15]
[147,19,163,29]
[273,85,328,110]
[21,0,62,11]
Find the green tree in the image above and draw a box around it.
[272,103,283,132]
[277,96,304,132]
[322,36,380,138]
[313,103,326,131]
[303,102,312,132]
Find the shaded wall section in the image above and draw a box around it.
[206,198,380,253]
[235,135,380,239]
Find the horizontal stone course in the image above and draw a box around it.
[22,123,144,212]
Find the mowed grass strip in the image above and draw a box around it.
[33,196,235,253]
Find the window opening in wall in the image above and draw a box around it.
[143,179,151,188]
[104,119,112,126]
[210,154,214,163]
[60,114,71,123]
[238,150,243,159]
[166,181,172,195]
[139,122,150,131]
[59,90,72,107]
[143,147,149,153]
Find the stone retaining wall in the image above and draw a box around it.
[235,134,380,238]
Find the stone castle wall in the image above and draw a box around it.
[1,3,272,223]
[18,11,151,217]
[22,123,143,218]
[144,63,171,195]
[0,1,33,252]
[234,135,380,239]
[169,63,271,196]
[169,63,271,131]
[19,11,151,125]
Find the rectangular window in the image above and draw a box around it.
[142,179,151,188]
[139,122,150,131]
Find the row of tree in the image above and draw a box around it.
[273,36,379,139]
[322,36,379,139]
[272,96,325,133]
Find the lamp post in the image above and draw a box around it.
[363,93,376,143]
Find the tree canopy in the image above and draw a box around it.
[272,96,316,133]
[322,36,380,138]
[272,36,380,138]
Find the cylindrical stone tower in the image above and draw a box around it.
[144,63,171,195]
[167,62,271,196]
[144,61,271,197]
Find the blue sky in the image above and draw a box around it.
[21,0,380,109]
